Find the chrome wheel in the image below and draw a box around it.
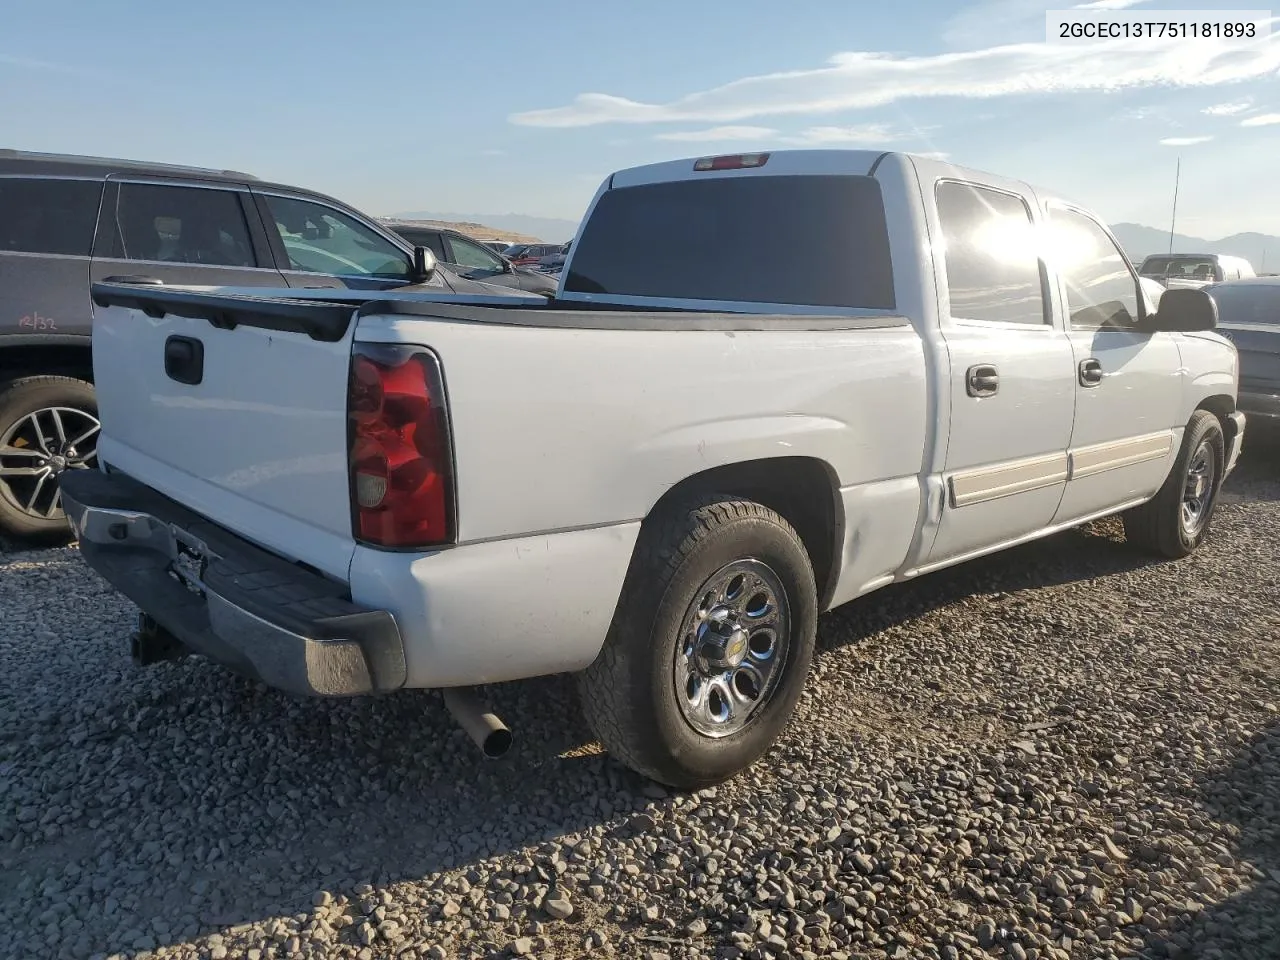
[1180,438,1216,538]
[675,559,791,739]
[0,406,100,521]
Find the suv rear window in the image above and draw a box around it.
[564,174,895,310]
[0,178,103,256]
[1141,256,1219,281]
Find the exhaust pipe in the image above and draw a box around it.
[442,687,512,758]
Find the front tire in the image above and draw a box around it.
[578,496,818,790]
[1122,410,1225,559]
[0,376,100,544]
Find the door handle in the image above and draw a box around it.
[966,364,999,398]
[101,275,165,285]
[1079,358,1104,386]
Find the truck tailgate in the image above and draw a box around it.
[88,283,360,579]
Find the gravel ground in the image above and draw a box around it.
[1,428,1277,960]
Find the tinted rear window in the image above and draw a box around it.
[0,177,103,256]
[564,175,895,310]
[1209,284,1280,325]
[1141,256,1218,278]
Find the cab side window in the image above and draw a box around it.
[1045,208,1142,331]
[935,181,1047,325]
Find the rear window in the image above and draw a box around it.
[1209,283,1280,325]
[0,177,103,256]
[564,174,895,310]
[1141,256,1219,281]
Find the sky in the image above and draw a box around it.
[3,0,1279,238]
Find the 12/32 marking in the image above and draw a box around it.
[18,311,58,331]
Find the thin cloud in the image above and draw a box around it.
[480,149,506,156]
[0,53,98,76]
[654,122,908,147]
[1203,100,1253,116]
[1073,0,1151,9]
[655,125,778,142]
[1159,136,1213,146]
[788,123,904,145]
[510,32,1280,129]
[1241,113,1280,126]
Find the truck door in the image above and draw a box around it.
[1043,205,1182,524]
[921,177,1077,568]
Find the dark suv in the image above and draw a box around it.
[387,224,557,296]
[0,150,529,544]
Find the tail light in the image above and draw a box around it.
[347,343,455,549]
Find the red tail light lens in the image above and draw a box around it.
[347,343,455,548]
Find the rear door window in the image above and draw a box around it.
[934,180,1046,326]
[0,178,103,256]
[116,183,256,267]
[564,174,895,309]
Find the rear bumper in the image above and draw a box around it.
[60,469,405,697]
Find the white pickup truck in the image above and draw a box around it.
[61,150,1244,789]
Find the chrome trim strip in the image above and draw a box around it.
[1068,431,1173,480]
[948,452,1069,508]
[0,250,90,262]
[91,256,282,274]
[109,176,251,192]
[0,173,101,182]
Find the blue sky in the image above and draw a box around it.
[3,0,1279,237]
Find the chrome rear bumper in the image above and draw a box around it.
[60,469,405,697]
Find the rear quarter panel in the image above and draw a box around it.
[354,315,928,544]
[351,311,929,687]
[0,251,93,342]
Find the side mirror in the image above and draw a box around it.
[411,246,437,283]
[1145,287,1218,332]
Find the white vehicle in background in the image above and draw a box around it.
[63,150,1243,789]
[1139,252,1257,290]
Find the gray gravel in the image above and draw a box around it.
[2,429,1278,960]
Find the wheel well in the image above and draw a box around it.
[1196,394,1238,444]
[1196,394,1234,420]
[648,456,843,611]
[0,344,94,386]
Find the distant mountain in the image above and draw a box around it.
[389,211,579,244]
[1110,223,1280,272]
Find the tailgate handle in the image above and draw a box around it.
[164,335,204,386]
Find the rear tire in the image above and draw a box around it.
[0,376,99,545]
[1122,410,1224,559]
[578,496,818,790]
